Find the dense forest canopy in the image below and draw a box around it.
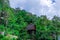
[0,0,60,40]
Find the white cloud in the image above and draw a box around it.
[57,10,60,17]
[29,8,36,14]
[38,0,56,19]
[20,7,24,10]
[39,0,52,7]
[9,0,60,19]
[9,0,26,8]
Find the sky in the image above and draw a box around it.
[9,0,60,19]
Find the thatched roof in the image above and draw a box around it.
[26,23,36,30]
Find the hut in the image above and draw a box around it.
[26,23,36,34]
[26,23,36,40]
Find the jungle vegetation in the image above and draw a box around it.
[0,0,60,40]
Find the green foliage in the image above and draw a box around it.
[0,25,5,31]
[0,0,60,40]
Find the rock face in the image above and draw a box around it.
[58,35,60,40]
[0,31,5,36]
[0,10,8,26]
